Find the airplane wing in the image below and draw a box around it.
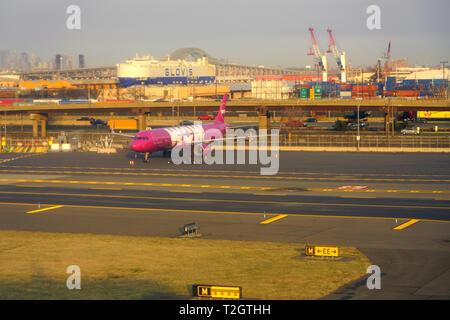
[194,133,279,145]
[109,121,137,138]
[111,132,136,138]
[227,124,258,130]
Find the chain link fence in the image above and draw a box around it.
[279,134,450,150]
[1,131,450,153]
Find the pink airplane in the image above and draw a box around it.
[116,94,232,162]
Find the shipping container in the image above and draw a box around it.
[418,79,432,85]
[402,80,416,85]
[433,79,447,85]
[419,91,434,98]
[0,99,32,105]
[386,76,396,91]
[396,90,419,97]
[33,99,61,104]
[59,100,90,104]
[340,84,352,91]
[0,90,16,98]
[101,99,135,104]
[12,102,35,107]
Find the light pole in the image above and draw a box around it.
[440,61,448,100]
[357,102,360,151]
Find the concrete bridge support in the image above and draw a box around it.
[258,107,271,130]
[138,114,146,132]
[29,113,48,138]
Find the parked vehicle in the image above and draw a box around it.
[90,118,108,126]
[401,128,419,135]
[305,118,317,123]
[282,120,307,127]
[197,114,215,120]
[347,122,368,130]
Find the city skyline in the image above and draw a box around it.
[1,0,449,70]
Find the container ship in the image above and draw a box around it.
[117,55,216,87]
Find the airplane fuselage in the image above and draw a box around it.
[130,122,230,154]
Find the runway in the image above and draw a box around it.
[0,151,449,299]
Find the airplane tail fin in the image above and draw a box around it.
[214,94,227,124]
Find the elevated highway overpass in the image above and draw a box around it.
[2,98,449,114]
[1,98,448,138]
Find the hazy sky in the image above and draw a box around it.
[1,0,449,68]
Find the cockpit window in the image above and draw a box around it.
[133,136,149,141]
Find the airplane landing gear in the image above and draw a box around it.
[163,150,172,163]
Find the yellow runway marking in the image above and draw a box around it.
[260,214,289,224]
[0,178,268,191]
[1,191,450,211]
[309,188,450,195]
[0,202,449,224]
[2,178,449,194]
[3,165,450,178]
[393,219,421,230]
[340,196,377,199]
[15,185,46,188]
[26,205,64,214]
[0,169,448,183]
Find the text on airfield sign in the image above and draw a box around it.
[194,285,241,299]
[305,246,339,257]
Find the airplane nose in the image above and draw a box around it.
[131,140,142,152]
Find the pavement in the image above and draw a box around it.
[0,151,449,299]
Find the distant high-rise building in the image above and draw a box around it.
[62,55,73,69]
[55,54,62,70]
[0,50,10,69]
[29,52,40,70]
[20,52,30,71]
[78,54,85,68]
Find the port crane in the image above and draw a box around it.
[307,27,327,82]
[326,28,346,83]
[369,40,391,84]
[383,40,391,77]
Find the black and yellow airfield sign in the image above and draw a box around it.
[194,285,242,299]
[305,245,339,257]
